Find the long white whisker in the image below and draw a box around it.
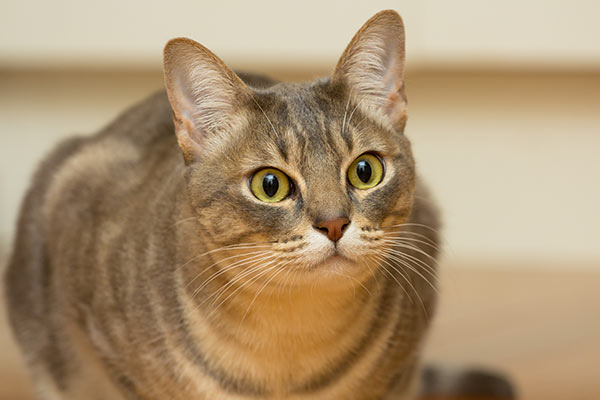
[384,252,438,294]
[380,234,441,251]
[369,253,413,304]
[364,255,383,293]
[191,252,276,297]
[382,222,440,234]
[380,240,439,266]
[210,259,281,314]
[239,259,291,326]
[341,96,351,137]
[206,253,284,310]
[175,243,273,272]
[346,98,364,129]
[383,242,439,273]
[372,253,428,316]
[250,94,280,138]
[202,258,273,307]
[189,250,274,290]
[169,216,200,229]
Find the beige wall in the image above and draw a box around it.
[2,0,599,70]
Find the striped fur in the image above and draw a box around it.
[4,10,440,400]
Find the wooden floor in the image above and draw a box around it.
[1,262,599,399]
[423,261,600,400]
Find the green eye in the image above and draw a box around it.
[348,153,384,190]
[250,168,291,202]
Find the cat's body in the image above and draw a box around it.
[5,11,441,400]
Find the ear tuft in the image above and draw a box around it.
[163,38,252,163]
[333,10,407,132]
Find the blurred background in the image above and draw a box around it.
[1,0,599,399]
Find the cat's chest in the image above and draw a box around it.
[172,286,400,399]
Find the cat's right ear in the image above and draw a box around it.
[163,38,253,164]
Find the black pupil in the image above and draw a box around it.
[356,160,372,183]
[263,174,279,197]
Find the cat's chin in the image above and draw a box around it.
[310,250,366,275]
[320,252,352,267]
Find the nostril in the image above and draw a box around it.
[313,217,351,242]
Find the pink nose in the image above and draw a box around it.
[314,217,350,242]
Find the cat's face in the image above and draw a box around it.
[185,82,414,278]
[164,11,411,282]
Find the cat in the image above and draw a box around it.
[4,10,442,400]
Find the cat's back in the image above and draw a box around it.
[18,90,177,220]
[3,91,178,355]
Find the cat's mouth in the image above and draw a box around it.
[328,251,348,261]
[318,247,352,267]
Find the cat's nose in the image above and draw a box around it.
[313,217,350,242]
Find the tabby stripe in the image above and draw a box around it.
[292,273,397,393]
[162,257,265,396]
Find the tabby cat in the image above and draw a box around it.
[5,10,441,400]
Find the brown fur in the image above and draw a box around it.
[5,10,440,400]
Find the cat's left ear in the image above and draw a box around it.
[163,38,253,164]
[333,10,407,132]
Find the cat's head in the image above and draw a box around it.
[164,10,414,283]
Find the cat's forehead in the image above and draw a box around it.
[246,84,346,171]
[255,80,342,125]
[245,81,398,166]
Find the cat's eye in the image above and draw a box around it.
[347,153,384,190]
[250,168,291,202]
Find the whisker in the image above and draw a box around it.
[346,98,364,130]
[205,254,284,310]
[341,96,351,137]
[383,252,438,294]
[188,249,274,288]
[239,259,291,325]
[380,234,441,251]
[175,243,273,272]
[200,258,273,307]
[209,260,280,315]
[369,253,413,305]
[381,222,440,234]
[329,270,373,297]
[250,94,280,138]
[190,252,276,297]
[379,239,439,266]
[364,255,383,293]
[382,241,439,275]
[371,252,428,317]
[386,230,439,246]
[186,249,273,289]
[168,216,200,229]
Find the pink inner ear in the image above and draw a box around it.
[385,87,406,116]
[382,44,401,94]
[173,72,199,120]
[170,70,205,146]
[173,112,204,164]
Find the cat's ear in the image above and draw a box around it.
[163,38,252,163]
[333,10,407,132]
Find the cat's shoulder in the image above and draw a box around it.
[412,178,442,237]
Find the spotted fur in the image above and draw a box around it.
[5,10,440,400]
